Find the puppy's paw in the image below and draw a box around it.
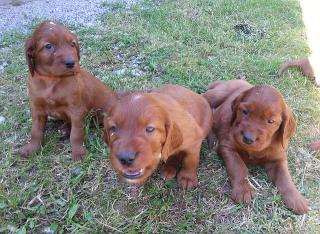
[177,171,198,190]
[160,164,177,180]
[231,184,253,204]
[19,143,40,157]
[283,192,309,214]
[72,147,86,161]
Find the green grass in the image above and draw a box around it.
[1,0,320,232]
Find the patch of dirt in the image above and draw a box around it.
[234,22,266,41]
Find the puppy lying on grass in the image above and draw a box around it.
[103,85,213,189]
[203,80,308,214]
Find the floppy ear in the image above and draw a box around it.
[102,130,110,146]
[277,104,296,149]
[74,35,80,60]
[102,117,111,145]
[161,118,183,162]
[230,92,245,126]
[24,38,36,76]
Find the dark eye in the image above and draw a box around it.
[242,109,249,115]
[45,43,52,49]
[71,42,76,47]
[109,125,117,134]
[268,119,274,124]
[146,126,155,133]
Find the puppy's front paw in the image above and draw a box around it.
[19,143,40,157]
[177,171,198,190]
[72,147,86,161]
[160,164,177,180]
[231,184,253,204]
[283,192,308,214]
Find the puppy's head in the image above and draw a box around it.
[231,85,296,153]
[25,20,80,77]
[103,93,182,185]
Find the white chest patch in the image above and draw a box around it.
[132,94,142,102]
[46,98,55,105]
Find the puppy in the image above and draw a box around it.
[278,59,320,151]
[203,80,308,214]
[103,85,213,189]
[19,21,116,160]
[278,58,315,81]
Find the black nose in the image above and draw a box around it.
[116,151,137,165]
[242,131,256,145]
[64,58,75,68]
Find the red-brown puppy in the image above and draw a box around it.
[103,85,213,189]
[278,58,315,80]
[19,21,116,160]
[203,80,308,214]
[278,59,320,151]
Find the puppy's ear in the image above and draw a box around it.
[102,117,111,145]
[230,92,245,125]
[102,130,110,146]
[161,119,183,162]
[277,104,296,149]
[25,38,35,76]
[74,35,80,60]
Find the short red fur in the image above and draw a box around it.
[103,85,213,189]
[19,21,116,160]
[203,80,308,214]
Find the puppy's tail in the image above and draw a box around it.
[278,58,315,79]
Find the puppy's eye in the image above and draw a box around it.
[109,125,117,134]
[268,119,274,124]
[45,43,52,50]
[146,126,155,133]
[71,42,76,47]
[242,109,249,115]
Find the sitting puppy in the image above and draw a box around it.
[103,85,213,189]
[19,21,116,160]
[203,80,308,214]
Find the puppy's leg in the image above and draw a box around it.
[218,145,253,203]
[69,115,86,161]
[19,110,47,157]
[177,143,201,190]
[161,153,183,180]
[264,160,308,214]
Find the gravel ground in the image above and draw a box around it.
[0,0,139,39]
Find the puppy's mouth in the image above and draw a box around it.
[122,168,145,180]
[62,70,78,76]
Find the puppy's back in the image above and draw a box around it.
[155,85,213,137]
[203,80,252,108]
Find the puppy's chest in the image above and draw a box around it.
[240,152,268,165]
[31,86,70,119]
